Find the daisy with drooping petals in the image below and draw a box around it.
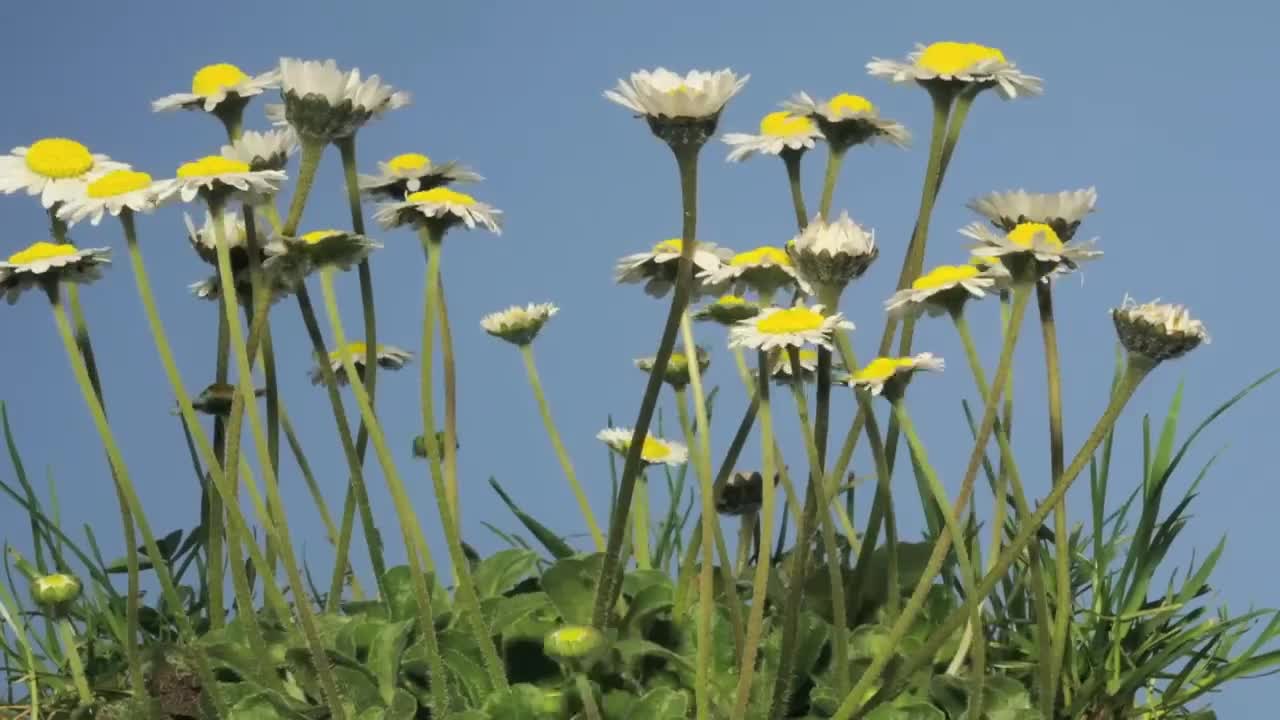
[278,58,410,142]
[156,156,286,205]
[968,188,1098,241]
[359,153,482,201]
[728,303,852,352]
[184,211,264,270]
[868,42,1043,99]
[264,229,381,286]
[851,354,944,396]
[56,170,161,227]
[785,92,910,149]
[635,347,710,389]
[310,342,412,385]
[722,111,823,162]
[0,139,128,209]
[962,221,1100,276]
[693,294,762,325]
[786,212,878,293]
[769,347,851,385]
[597,428,688,467]
[480,303,559,346]
[1111,297,1209,363]
[885,264,1000,317]
[701,245,812,298]
[614,239,733,299]
[374,187,502,234]
[0,242,110,304]
[221,129,298,172]
[605,68,748,146]
[152,63,280,114]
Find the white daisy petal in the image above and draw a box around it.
[310,342,412,385]
[221,129,299,172]
[374,187,502,234]
[722,110,823,162]
[0,139,129,210]
[480,303,558,346]
[359,152,482,200]
[152,63,279,114]
[0,242,111,304]
[962,221,1100,275]
[968,188,1097,240]
[885,264,1000,317]
[615,239,733,299]
[605,68,747,120]
[728,302,853,352]
[1111,297,1209,362]
[597,427,688,467]
[784,92,910,148]
[701,245,812,298]
[867,42,1042,99]
[851,353,945,396]
[279,58,410,141]
[155,156,285,206]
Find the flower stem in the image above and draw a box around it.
[850,399,899,620]
[1038,281,1071,710]
[438,277,462,520]
[520,344,604,549]
[55,617,91,706]
[782,150,809,229]
[576,674,603,720]
[817,145,848,220]
[208,306,230,629]
[592,142,702,628]
[283,140,324,236]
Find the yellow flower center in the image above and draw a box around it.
[759,111,815,137]
[388,152,431,172]
[331,341,368,360]
[854,357,915,383]
[731,246,791,267]
[191,63,250,96]
[912,264,981,291]
[302,230,343,245]
[717,295,746,306]
[757,307,825,335]
[652,238,684,254]
[556,626,594,645]
[8,242,77,265]
[918,42,1007,75]
[86,170,152,199]
[177,156,250,178]
[407,188,476,206]
[24,138,94,179]
[640,437,671,461]
[828,93,876,115]
[1007,222,1063,250]
[796,349,819,364]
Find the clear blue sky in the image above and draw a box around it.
[1,1,1276,711]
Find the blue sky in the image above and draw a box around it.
[1,0,1277,711]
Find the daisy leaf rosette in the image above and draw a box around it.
[374,187,502,234]
[596,427,688,467]
[962,221,1100,278]
[480,302,559,346]
[359,152,482,201]
[693,294,762,326]
[885,263,1000,318]
[1111,297,1209,363]
[605,68,748,146]
[635,346,710,389]
[310,342,412,385]
[220,128,299,172]
[263,229,381,287]
[278,58,410,142]
[152,63,280,114]
[615,239,733,299]
[0,138,128,209]
[968,187,1098,241]
[701,245,813,298]
[0,242,110,304]
[722,110,823,162]
[56,169,162,227]
[786,211,878,294]
[851,353,944,397]
[156,156,286,205]
[867,41,1043,99]
[728,303,852,352]
[784,92,910,150]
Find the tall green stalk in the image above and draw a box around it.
[1038,281,1072,708]
[817,146,848,220]
[55,616,91,707]
[208,305,230,629]
[782,150,809,229]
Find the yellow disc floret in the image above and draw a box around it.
[87,170,152,199]
[388,153,431,173]
[827,93,876,116]
[302,230,344,245]
[407,187,476,206]
[640,437,671,462]
[1007,222,1063,250]
[652,238,684,254]
[192,63,249,96]
[717,295,746,306]
[759,111,815,137]
[854,357,916,383]
[731,246,791,267]
[330,341,368,361]
[918,42,1007,75]
[757,307,825,334]
[24,138,94,179]
[912,264,981,291]
[8,242,78,265]
[177,156,250,178]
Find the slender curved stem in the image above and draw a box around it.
[438,276,461,519]
[56,617,92,706]
[576,674,603,720]
[282,140,324,236]
[1038,281,1071,710]
[851,400,899,621]
[782,150,809,229]
[817,146,848,220]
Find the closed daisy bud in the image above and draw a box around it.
[635,347,710,389]
[867,41,1042,100]
[851,353,944,398]
[412,432,457,459]
[1111,298,1208,363]
[278,58,410,142]
[605,68,748,148]
[480,303,558,346]
[0,242,110,304]
[31,573,81,611]
[784,93,910,151]
[694,294,761,325]
[716,470,767,516]
[786,212,877,295]
[544,625,609,665]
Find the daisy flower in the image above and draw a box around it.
[716,470,766,516]
[278,58,410,142]
[786,212,877,292]
[596,427,688,467]
[693,294,762,325]
[56,170,161,227]
[851,353,944,397]
[614,238,733,299]
[968,188,1098,241]
[220,128,298,172]
[962,221,1100,277]
[152,63,280,114]
[374,187,502,234]
[701,245,812,298]
[0,242,110,304]
[310,342,412,385]
[188,268,296,305]
[635,346,710,389]
[263,229,381,285]
[359,152,482,201]
[885,263,999,317]
[769,347,851,385]
[184,210,265,271]
[191,382,266,416]
[785,92,910,149]
[722,111,823,162]
[1111,297,1208,363]
[0,138,127,209]
[156,156,285,205]
[728,303,852,352]
[605,68,748,146]
[867,42,1043,99]
[480,302,559,346]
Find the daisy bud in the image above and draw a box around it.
[786,212,877,295]
[31,573,81,611]
[1111,298,1208,363]
[635,347,710,389]
[480,303,558,346]
[544,625,609,665]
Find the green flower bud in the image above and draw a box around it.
[412,431,457,459]
[31,573,81,610]
[544,625,608,665]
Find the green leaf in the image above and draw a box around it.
[333,665,383,710]
[625,687,689,719]
[386,688,418,720]
[369,619,415,704]
[472,548,539,599]
[865,700,944,719]
[226,689,311,720]
[490,477,575,559]
[481,684,568,719]
[483,592,556,640]
[542,553,605,624]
